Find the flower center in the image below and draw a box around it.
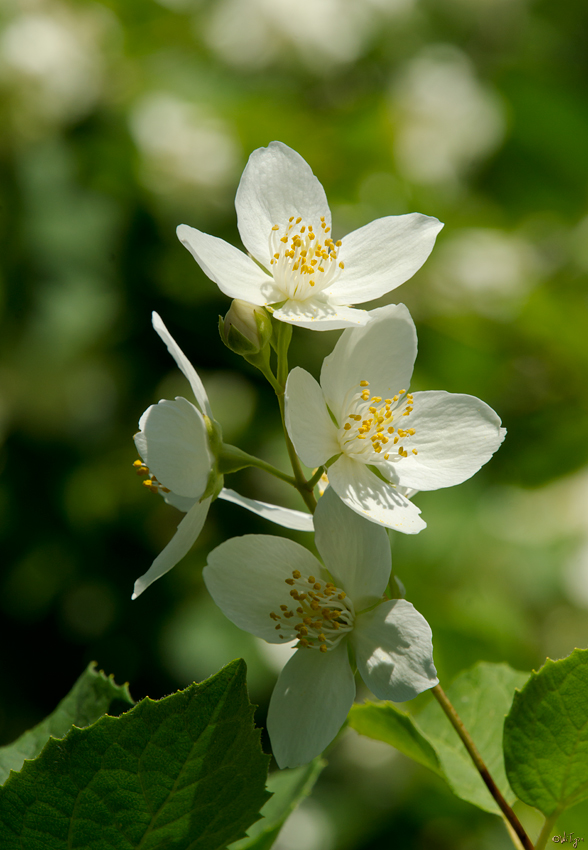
[338,380,418,464]
[269,569,355,652]
[268,216,343,302]
[133,458,170,494]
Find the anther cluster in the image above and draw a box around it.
[133,459,170,493]
[269,216,343,302]
[339,380,417,463]
[269,570,355,652]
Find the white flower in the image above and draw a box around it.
[285,303,506,532]
[132,312,313,599]
[204,487,438,768]
[177,141,443,331]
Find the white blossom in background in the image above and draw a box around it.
[430,228,542,317]
[178,141,442,330]
[285,303,505,531]
[132,312,313,599]
[391,46,505,185]
[203,0,415,72]
[0,3,111,131]
[204,487,437,767]
[129,93,240,196]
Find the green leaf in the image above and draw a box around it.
[416,662,529,814]
[349,662,528,815]
[504,648,588,817]
[0,662,134,786]
[348,701,442,776]
[0,659,270,850]
[229,758,325,850]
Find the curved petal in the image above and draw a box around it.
[218,488,313,531]
[132,498,210,599]
[203,535,323,643]
[333,214,443,304]
[177,224,281,305]
[285,367,340,467]
[134,397,212,498]
[353,600,438,701]
[235,142,331,267]
[272,298,370,331]
[152,312,212,417]
[314,487,391,608]
[163,491,198,513]
[320,304,417,421]
[391,391,506,491]
[267,641,355,768]
[328,455,426,534]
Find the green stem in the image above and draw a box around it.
[276,320,292,387]
[431,685,535,850]
[306,466,326,491]
[276,391,317,513]
[273,320,317,514]
[219,445,297,487]
[534,811,559,850]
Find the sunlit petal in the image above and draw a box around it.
[235,141,331,266]
[285,367,340,467]
[328,455,426,534]
[177,224,281,304]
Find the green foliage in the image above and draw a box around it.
[229,758,325,850]
[348,702,442,776]
[504,648,588,817]
[351,662,528,815]
[0,662,133,786]
[417,663,529,814]
[0,659,270,850]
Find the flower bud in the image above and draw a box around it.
[220,300,272,356]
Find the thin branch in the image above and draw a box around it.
[431,684,534,850]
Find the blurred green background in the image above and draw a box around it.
[1,0,588,846]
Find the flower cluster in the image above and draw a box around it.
[133,142,505,768]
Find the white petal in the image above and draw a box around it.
[132,498,210,599]
[314,487,390,608]
[235,142,331,267]
[285,367,340,467]
[176,224,281,304]
[267,641,355,768]
[391,391,506,491]
[353,600,438,701]
[332,214,443,304]
[163,491,198,513]
[218,488,313,531]
[151,312,212,417]
[203,535,323,643]
[272,298,370,331]
[320,304,417,421]
[134,397,211,498]
[328,455,426,534]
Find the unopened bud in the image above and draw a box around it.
[220,300,272,356]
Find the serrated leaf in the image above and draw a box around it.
[0,662,134,786]
[0,658,270,850]
[229,758,325,850]
[416,662,529,814]
[504,648,588,817]
[348,701,442,776]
